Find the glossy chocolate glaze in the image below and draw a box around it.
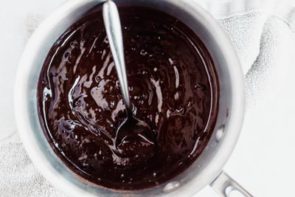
[37,6,219,190]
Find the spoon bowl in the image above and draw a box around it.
[113,115,157,167]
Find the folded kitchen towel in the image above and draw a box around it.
[1,0,295,196]
[0,134,67,197]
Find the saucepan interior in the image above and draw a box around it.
[15,0,244,196]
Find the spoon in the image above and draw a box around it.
[102,0,156,162]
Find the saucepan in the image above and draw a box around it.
[15,0,252,196]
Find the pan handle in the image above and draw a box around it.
[210,171,254,197]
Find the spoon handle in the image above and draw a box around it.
[103,0,131,109]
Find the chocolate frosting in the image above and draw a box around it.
[37,6,219,190]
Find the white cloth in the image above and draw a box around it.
[1,0,295,196]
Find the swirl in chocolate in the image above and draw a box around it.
[37,6,219,190]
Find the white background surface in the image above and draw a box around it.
[2,0,295,196]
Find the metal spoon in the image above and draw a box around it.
[102,0,156,155]
[103,0,131,110]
